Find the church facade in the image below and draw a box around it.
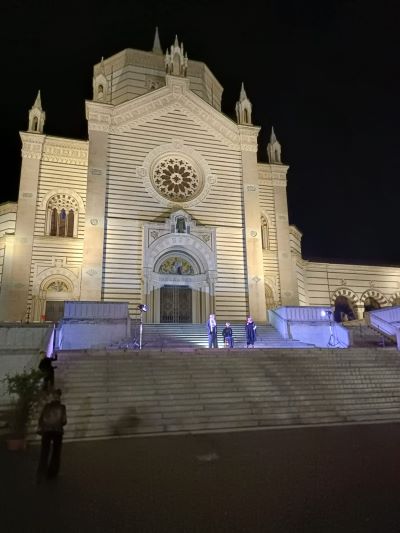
[1,31,399,324]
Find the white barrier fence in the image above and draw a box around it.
[56,301,131,350]
[269,306,350,348]
[366,306,400,350]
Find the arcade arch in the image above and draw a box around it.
[330,289,359,321]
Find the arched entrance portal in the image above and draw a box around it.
[142,212,217,324]
[146,250,214,323]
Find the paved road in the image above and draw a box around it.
[2,423,400,533]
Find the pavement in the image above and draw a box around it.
[2,423,400,533]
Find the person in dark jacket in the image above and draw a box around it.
[245,316,257,348]
[222,322,234,348]
[36,389,67,482]
[38,352,55,392]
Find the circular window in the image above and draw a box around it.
[151,156,202,202]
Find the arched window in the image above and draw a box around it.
[261,216,269,250]
[46,194,79,237]
[67,210,74,237]
[33,116,38,131]
[50,208,58,236]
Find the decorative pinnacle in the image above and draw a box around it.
[152,26,163,54]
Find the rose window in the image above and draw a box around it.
[152,157,201,202]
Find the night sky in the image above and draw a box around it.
[2,0,399,265]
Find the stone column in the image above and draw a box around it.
[239,125,267,323]
[0,133,45,321]
[80,103,112,300]
[271,166,300,305]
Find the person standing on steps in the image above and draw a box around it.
[207,313,218,348]
[36,388,67,483]
[245,316,257,348]
[38,351,56,392]
[222,322,234,348]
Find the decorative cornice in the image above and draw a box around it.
[112,89,175,132]
[271,173,287,187]
[110,84,240,148]
[237,125,260,153]
[0,202,17,214]
[85,101,114,132]
[42,138,88,166]
[20,132,45,160]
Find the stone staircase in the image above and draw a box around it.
[27,345,400,442]
[113,323,312,350]
[343,320,397,347]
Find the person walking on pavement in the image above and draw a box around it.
[222,322,234,348]
[245,316,257,348]
[207,313,218,348]
[36,388,67,482]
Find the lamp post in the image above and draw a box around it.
[137,304,148,350]
[321,309,336,347]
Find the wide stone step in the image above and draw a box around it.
[27,347,400,442]
[109,323,312,350]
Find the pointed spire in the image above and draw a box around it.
[267,126,282,164]
[174,34,179,47]
[28,90,45,133]
[33,90,42,110]
[100,56,105,74]
[240,82,247,102]
[152,27,163,55]
[235,83,252,125]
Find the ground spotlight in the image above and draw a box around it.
[321,309,332,318]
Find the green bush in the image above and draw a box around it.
[4,369,43,437]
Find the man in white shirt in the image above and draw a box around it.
[206,313,218,348]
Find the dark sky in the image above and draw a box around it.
[2,0,399,265]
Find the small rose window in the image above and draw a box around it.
[152,156,201,202]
